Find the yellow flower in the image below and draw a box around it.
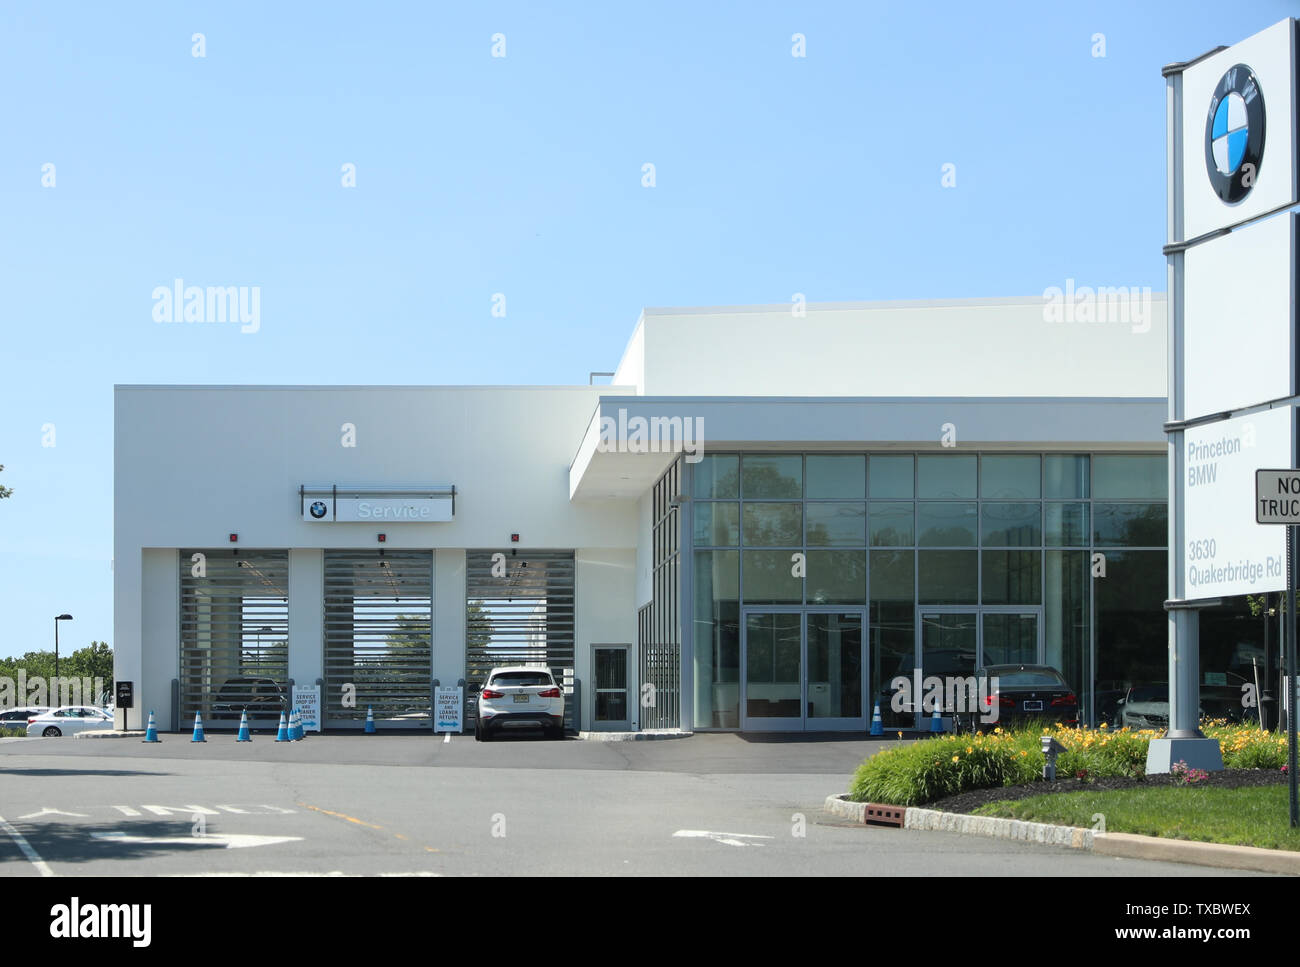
[993,727,1002,734]
[951,755,959,762]
[966,746,973,754]
[1019,750,1028,757]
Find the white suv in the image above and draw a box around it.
[475,666,565,741]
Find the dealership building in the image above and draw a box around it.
[114,295,1187,734]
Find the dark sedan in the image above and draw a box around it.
[977,664,1078,728]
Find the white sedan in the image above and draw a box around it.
[26,706,114,737]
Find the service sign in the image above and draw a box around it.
[304,496,453,523]
[292,685,321,732]
[1180,18,1298,241]
[1183,407,1290,599]
[1183,212,1296,422]
[434,686,463,733]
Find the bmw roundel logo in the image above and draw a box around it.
[1204,63,1265,205]
[309,500,328,519]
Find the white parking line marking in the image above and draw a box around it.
[0,815,55,876]
[141,804,220,817]
[110,805,143,816]
[443,733,450,744]
[171,870,441,877]
[17,808,88,819]
[673,829,774,848]
[92,831,303,849]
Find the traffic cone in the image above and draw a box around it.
[274,712,289,742]
[142,710,160,743]
[930,702,944,733]
[291,709,303,741]
[870,702,883,736]
[236,711,251,742]
[190,712,207,742]
[364,706,376,734]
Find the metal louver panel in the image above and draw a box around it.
[640,459,682,729]
[323,550,433,728]
[180,550,289,727]
[465,549,575,729]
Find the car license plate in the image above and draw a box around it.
[513,694,529,703]
[1024,700,1043,711]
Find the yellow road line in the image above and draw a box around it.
[298,801,441,854]
[297,802,385,830]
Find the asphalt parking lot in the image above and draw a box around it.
[0,733,1256,877]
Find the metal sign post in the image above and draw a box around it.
[1290,524,1299,826]
[1256,468,1300,826]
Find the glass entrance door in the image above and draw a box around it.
[741,612,803,731]
[741,610,867,731]
[914,608,1043,728]
[917,610,979,729]
[807,612,866,729]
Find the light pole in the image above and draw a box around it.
[54,614,73,695]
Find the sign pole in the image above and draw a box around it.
[1291,523,1299,826]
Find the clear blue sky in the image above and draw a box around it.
[0,1,1293,657]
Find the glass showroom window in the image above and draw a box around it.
[690,451,1168,729]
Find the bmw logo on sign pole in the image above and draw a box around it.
[1204,64,1266,204]
[1162,19,1300,816]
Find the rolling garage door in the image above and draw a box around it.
[180,550,289,727]
[465,549,575,729]
[323,549,433,728]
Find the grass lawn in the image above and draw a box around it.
[973,784,1300,852]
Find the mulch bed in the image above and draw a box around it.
[924,768,1289,815]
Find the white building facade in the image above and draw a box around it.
[114,296,1170,733]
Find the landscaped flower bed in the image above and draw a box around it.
[848,721,1290,806]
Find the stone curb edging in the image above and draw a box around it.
[577,730,693,742]
[1093,832,1300,875]
[824,794,1300,874]
[905,805,1093,848]
[822,794,1089,847]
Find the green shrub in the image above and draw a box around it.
[849,722,1288,806]
[849,730,1040,806]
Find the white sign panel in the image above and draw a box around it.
[1256,469,1300,523]
[434,687,463,733]
[304,496,453,523]
[1184,407,1290,598]
[292,685,321,732]
[1183,212,1296,421]
[1181,18,1298,241]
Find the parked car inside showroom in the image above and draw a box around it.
[475,666,565,741]
[974,664,1079,729]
